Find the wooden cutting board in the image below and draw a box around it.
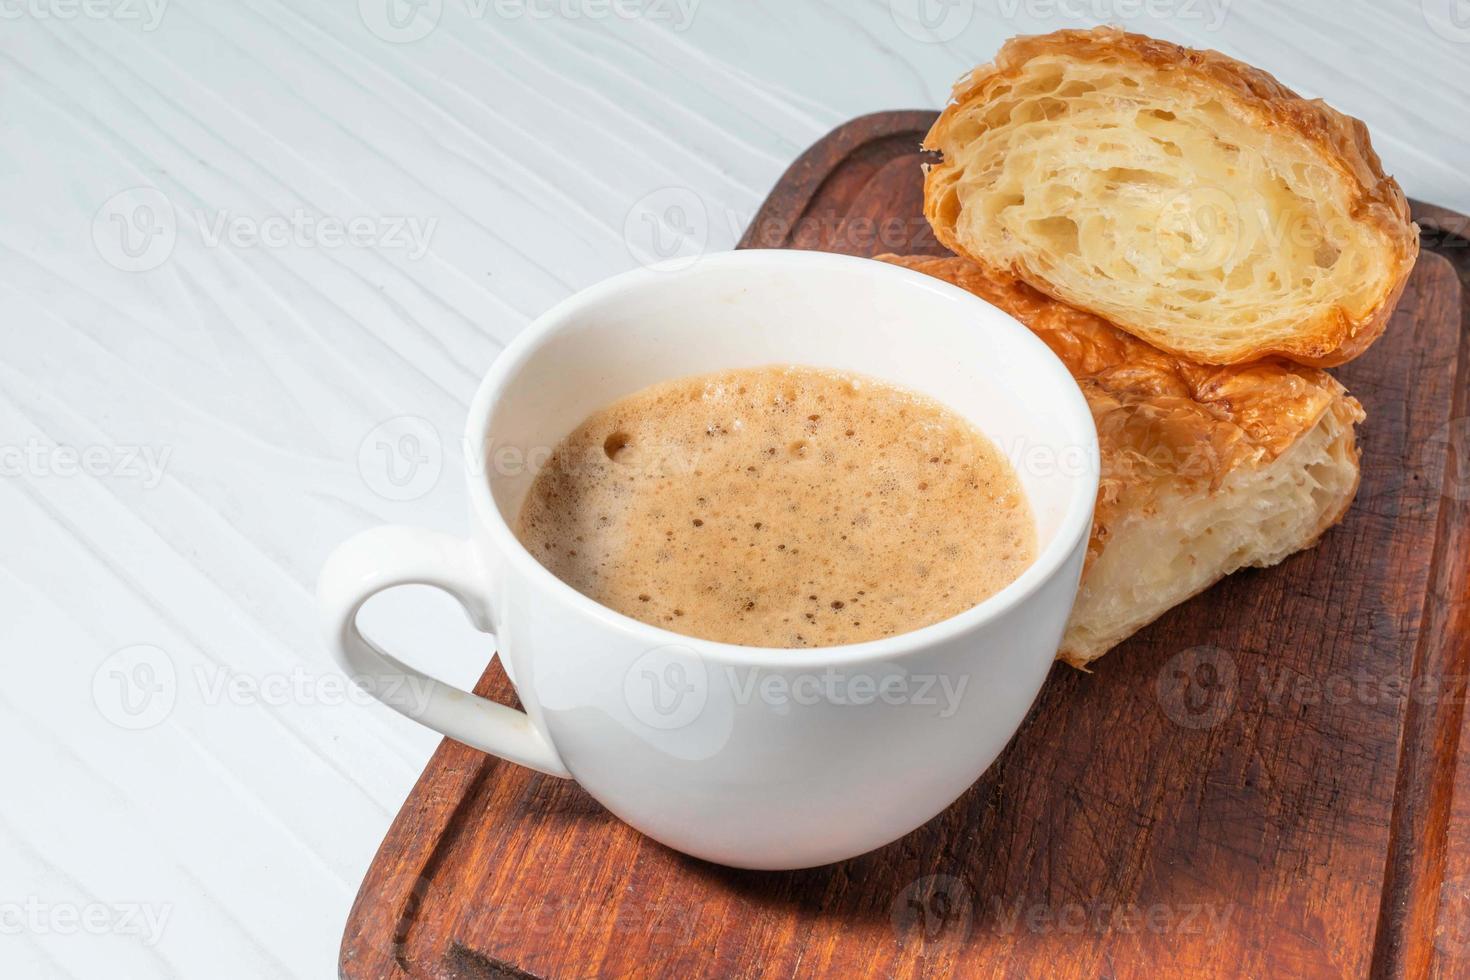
[340,112,1470,980]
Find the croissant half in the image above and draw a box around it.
[879,254,1364,666]
[923,27,1418,367]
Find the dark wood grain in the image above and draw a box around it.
[1394,203,1470,980]
[341,112,1470,980]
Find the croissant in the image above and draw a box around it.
[879,254,1364,666]
[923,27,1418,367]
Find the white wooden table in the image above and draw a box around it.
[1,2,1464,976]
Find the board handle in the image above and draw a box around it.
[317,526,570,778]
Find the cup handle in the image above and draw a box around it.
[317,525,570,778]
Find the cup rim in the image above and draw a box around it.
[464,249,1099,668]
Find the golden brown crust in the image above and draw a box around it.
[877,254,1365,664]
[923,26,1419,368]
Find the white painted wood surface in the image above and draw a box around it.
[1,2,1464,976]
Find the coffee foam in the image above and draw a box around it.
[515,366,1036,648]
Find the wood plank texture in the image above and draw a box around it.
[341,113,1470,980]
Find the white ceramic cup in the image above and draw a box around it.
[319,249,1098,870]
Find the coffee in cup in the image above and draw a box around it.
[516,365,1036,648]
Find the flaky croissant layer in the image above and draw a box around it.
[924,27,1419,368]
